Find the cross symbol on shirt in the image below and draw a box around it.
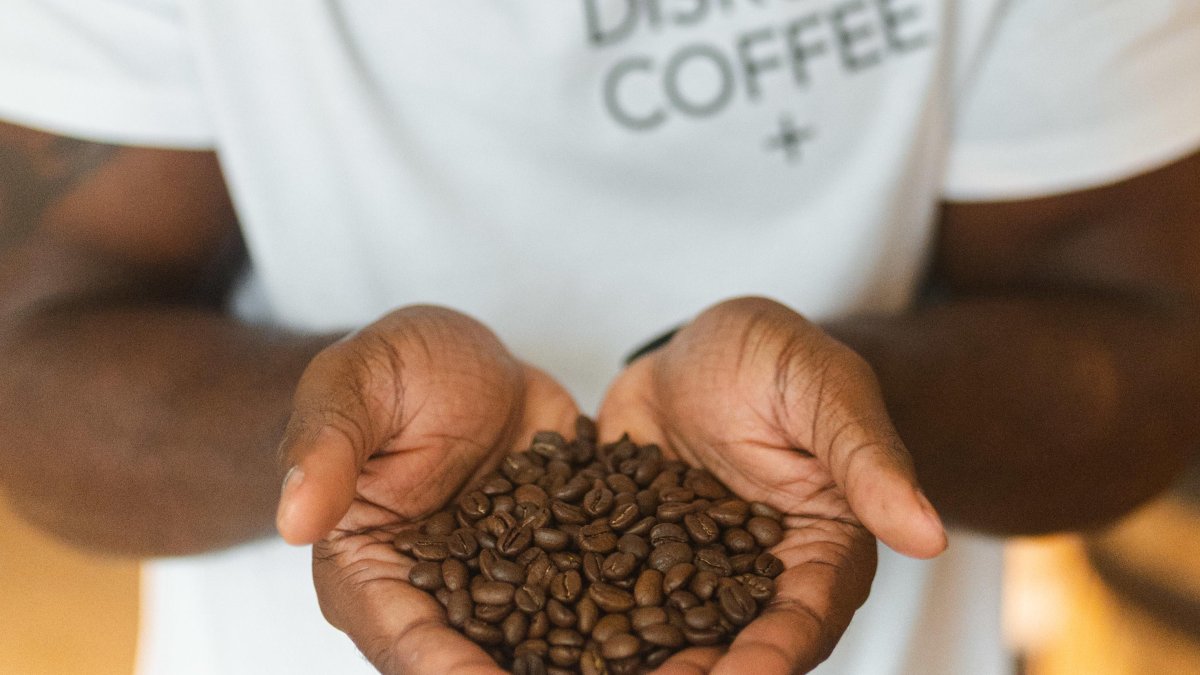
[765,115,814,163]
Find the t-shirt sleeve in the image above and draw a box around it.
[0,0,212,148]
[943,0,1200,201]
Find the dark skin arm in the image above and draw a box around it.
[0,121,334,555]
[836,149,1200,533]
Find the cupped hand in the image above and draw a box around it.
[275,305,579,674]
[599,297,947,674]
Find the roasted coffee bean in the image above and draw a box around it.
[684,512,720,545]
[634,569,664,607]
[424,511,457,536]
[706,499,750,527]
[684,604,720,630]
[645,648,674,668]
[582,551,604,584]
[608,502,641,530]
[446,589,472,628]
[549,571,583,603]
[526,555,556,588]
[447,529,479,559]
[533,528,570,551]
[473,581,516,605]
[660,486,695,503]
[550,476,590,502]
[497,524,534,556]
[393,529,419,554]
[515,585,547,613]
[486,559,526,585]
[605,473,639,495]
[663,562,696,594]
[518,546,548,567]
[683,627,724,646]
[504,611,530,646]
[667,590,701,611]
[578,529,618,554]
[528,610,550,639]
[464,618,504,645]
[738,574,776,602]
[475,531,496,550]
[602,552,638,580]
[649,542,693,572]
[600,633,641,660]
[754,552,785,578]
[576,596,599,634]
[512,653,547,675]
[625,516,656,537]
[458,491,491,519]
[547,628,585,648]
[412,537,451,561]
[549,551,581,571]
[409,561,444,591]
[746,516,784,548]
[729,553,757,575]
[435,587,453,606]
[547,645,581,667]
[550,500,587,525]
[630,606,668,630]
[582,484,615,517]
[531,431,572,461]
[635,489,659,516]
[442,558,469,591]
[514,483,549,507]
[520,506,552,530]
[717,582,756,626]
[686,472,728,499]
[723,527,757,554]
[694,548,733,577]
[617,533,650,560]
[640,622,685,648]
[481,475,515,495]
[592,613,632,643]
[546,599,576,627]
[749,501,783,520]
[689,570,719,600]
[588,582,636,613]
[655,501,693,522]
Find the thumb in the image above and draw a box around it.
[275,415,365,546]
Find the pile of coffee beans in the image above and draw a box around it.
[395,417,784,674]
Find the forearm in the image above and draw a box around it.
[0,302,335,556]
[831,293,1200,535]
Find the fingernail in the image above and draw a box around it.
[281,466,304,499]
[916,490,945,531]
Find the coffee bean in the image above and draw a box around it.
[717,582,755,625]
[441,558,469,591]
[649,542,693,572]
[582,552,604,584]
[630,606,668,630]
[600,633,640,660]
[667,590,701,611]
[706,499,749,527]
[639,623,685,648]
[473,580,516,605]
[525,555,556,589]
[683,626,724,646]
[528,610,550,639]
[409,561,443,591]
[515,639,549,658]
[393,529,419,554]
[447,529,479,559]
[663,563,696,594]
[655,502,693,523]
[617,533,649,560]
[530,431,571,462]
[737,574,776,602]
[446,589,472,628]
[512,653,547,675]
[689,570,719,600]
[660,486,695,503]
[694,548,733,577]
[749,502,783,520]
[546,599,576,628]
[533,528,570,551]
[464,618,504,645]
[754,552,784,578]
[722,527,757,554]
[412,537,450,561]
[504,611,530,646]
[683,512,720,545]
[458,491,491,519]
[578,528,618,554]
[579,647,605,675]
[549,571,583,603]
[602,552,638,580]
[729,553,757,575]
[497,524,534,557]
[746,516,784,548]
[487,559,526,585]
[588,582,636,613]
[547,628,585,648]
[582,484,614,517]
[550,500,587,525]
[684,605,720,630]
[635,489,659,516]
[686,472,728,499]
[481,476,515,496]
[625,516,656,537]
[424,511,457,536]
[634,568,664,607]
[608,502,641,530]
[515,585,547,613]
[520,506,552,530]
[645,648,674,668]
[605,473,639,495]
[576,596,599,634]
[592,613,632,643]
[549,551,581,571]
[547,645,581,667]
[550,476,590,503]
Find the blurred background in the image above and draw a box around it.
[2,460,1199,674]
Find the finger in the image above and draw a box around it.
[711,525,876,675]
[513,364,582,447]
[276,420,362,545]
[652,646,723,674]
[313,539,506,675]
[788,358,947,559]
[596,356,672,447]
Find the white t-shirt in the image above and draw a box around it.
[3,1,1199,674]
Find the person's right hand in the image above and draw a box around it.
[275,305,579,674]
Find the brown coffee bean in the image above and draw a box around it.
[472,580,516,606]
[447,528,479,559]
[635,489,659,516]
[633,568,664,607]
[550,500,587,525]
[493,494,517,515]
[475,601,513,623]
[412,536,450,561]
[530,430,571,461]
[608,502,641,530]
[754,552,785,578]
[588,582,636,613]
[512,653,547,675]
[393,529,419,553]
[660,486,695,503]
[533,528,570,551]
[655,502,693,523]
[663,563,696,594]
[749,501,783,520]
[463,618,503,645]
[738,574,776,602]
[706,499,750,527]
[629,606,668,630]
[683,512,720,545]
[550,551,581,571]
[528,610,550,639]
[683,626,724,646]
[694,548,733,577]
[639,623,685,648]
[549,570,583,603]
[550,476,590,502]
[600,633,641,660]
[504,610,530,646]
[520,505,552,530]
[667,590,700,611]
[515,638,550,658]
[579,647,605,675]
[717,582,756,625]
[547,645,581,667]
[547,628,585,648]
[746,516,784,548]
[441,558,468,591]
[605,473,639,495]
[515,584,547,613]
[645,648,674,668]
[686,472,728,499]
[602,551,638,580]
[625,516,657,537]
[486,559,525,585]
[497,524,534,556]
[649,542,693,572]
[579,530,618,554]
[546,598,577,627]
[616,533,649,560]
[689,570,719,600]
[729,553,757,575]
[582,484,615,517]
[423,511,457,536]
[582,551,604,584]
[592,613,632,643]
[446,589,472,628]
[526,555,556,588]
[722,527,757,554]
[479,511,516,538]
[409,561,443,591]
[576,596,600,634]
[683,604,720,630]
[480,475,514,495]
[435,587,452,606]
[458,491,491,519]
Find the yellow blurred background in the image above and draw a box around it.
[2,479,1199,675]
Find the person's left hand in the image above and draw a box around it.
[599,296,947,674]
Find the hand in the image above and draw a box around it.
[275,305,578,674]
[599,297,947,674]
